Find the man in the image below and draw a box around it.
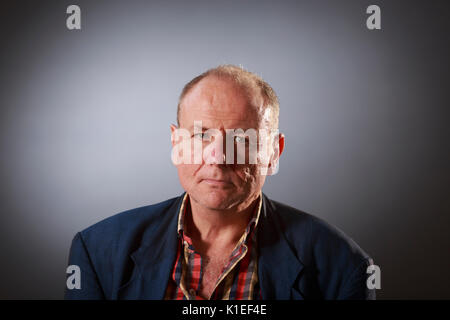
[65,65,376,300]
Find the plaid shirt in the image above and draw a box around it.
[164,193,262,300]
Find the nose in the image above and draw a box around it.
[203,136,226,164]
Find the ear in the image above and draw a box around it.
[277,133,285,158]
[170,124,178,147]
[266,133,285,175]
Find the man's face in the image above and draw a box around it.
[171,76,282,211]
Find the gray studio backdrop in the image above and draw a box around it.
[0,0,449,299]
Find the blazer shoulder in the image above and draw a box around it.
[78,196,179,248]
[268,198,372,266]
[268,198,375,299]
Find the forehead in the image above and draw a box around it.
[179,76,264,130]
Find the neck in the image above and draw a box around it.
[185,193,260,252]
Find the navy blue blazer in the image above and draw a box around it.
[65,193,376,300]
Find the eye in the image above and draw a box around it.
[192,133,204,139]
[193,132,212,140]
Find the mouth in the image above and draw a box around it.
[201,179,233,187]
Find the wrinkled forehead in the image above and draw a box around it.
[179,76,267,130]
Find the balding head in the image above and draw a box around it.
[177,64,279,129]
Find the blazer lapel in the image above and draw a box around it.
[116,194,184,299]
[258,194,305,300]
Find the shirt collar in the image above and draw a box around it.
[176,192,263,243]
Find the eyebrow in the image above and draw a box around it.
[186,124,203,131]
[187,124,214,131]
[187,124,257,131]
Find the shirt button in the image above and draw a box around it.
[189,289,196,296]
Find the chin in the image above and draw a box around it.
[193,189,239,210]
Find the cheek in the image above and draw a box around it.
[177,165,200,186]
[234,165,261,187]
[242,167,253,180]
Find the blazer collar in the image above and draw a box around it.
[117,194,183,299]
[118,192,304,300]
[257,193,304,299]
